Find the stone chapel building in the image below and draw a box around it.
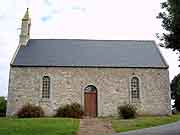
[7,9,171,117]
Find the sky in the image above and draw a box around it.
[0,0,179,96]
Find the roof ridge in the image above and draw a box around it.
[29,38,155,42]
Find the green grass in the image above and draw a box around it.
[0,118,79,135]
[112,114,180,133]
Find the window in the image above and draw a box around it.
[84,85,97,93]
[131,77,140,102]
[42,76,50,99]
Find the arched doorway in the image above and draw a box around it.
[84,85,97,117]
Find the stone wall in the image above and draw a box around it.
[7,67,171,116]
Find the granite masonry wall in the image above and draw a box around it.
[7,67,171,116]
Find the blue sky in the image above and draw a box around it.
[0,0,179,96]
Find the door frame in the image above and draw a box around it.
[84,85,98,117]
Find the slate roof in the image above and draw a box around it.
[11,39,168,68]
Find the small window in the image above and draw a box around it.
[42,76,50,99]
[84,85,97,93]
[131,77,140,102]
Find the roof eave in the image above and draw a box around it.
[10,64,169,69]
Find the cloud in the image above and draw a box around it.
[41,15,52,22]
[40,0,86,22]
[0,13,5,20]
[43,0,52,6]
[0,0,179,97]
[71,5,86,12]
[160,47,180,80]
[0,68,9,97]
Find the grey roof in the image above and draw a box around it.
[11,39,168,68]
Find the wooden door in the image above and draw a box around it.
[84,91,97,117]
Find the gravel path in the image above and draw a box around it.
[77,118,115,135]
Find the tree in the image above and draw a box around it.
[0,97,7,116]
[171,74,180,111]
[157,0,180,57]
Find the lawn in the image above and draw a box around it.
[0,118,79,135]
[112,114,180,132]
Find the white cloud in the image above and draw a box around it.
[0,0,179,96]
[160,48,180,80]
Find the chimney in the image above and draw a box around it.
[19,8,31,46]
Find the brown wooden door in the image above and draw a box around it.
[84,92,97,117]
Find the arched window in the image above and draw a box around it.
[84,85,97,93]
[131,77,140,102]
[42,76,50,99]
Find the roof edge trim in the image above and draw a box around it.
[153,41,169,68]
[10,64,169,69]
[28,38,155,42]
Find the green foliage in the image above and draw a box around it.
[0,118,79,135]
[117,104,137,119]
[171,73,180,111]
[175,95,180,111]
[17,103,44,118]
[55,103,84,118]
[0,97,6,117]
[157,0,180,54]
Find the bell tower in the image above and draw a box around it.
[19,8,31,46]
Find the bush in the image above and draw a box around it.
[175,95,180,111]
[118,104,136,119]
[0,97,6,117]
[55,103,83,118]
[171,74,180,111]
[17,103,44,118]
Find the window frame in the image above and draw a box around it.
[42,76,51,99]
[129,76,141,103]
